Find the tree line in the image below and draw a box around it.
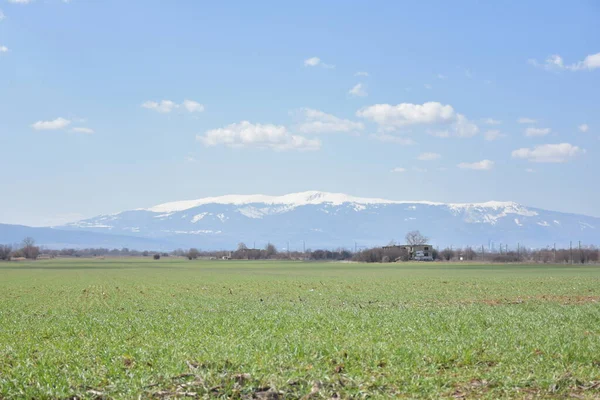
[1,231,599,264]
[0,237,40,260]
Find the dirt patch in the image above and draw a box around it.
[536,295,600,304]
[465,295,600,306]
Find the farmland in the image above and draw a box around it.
[1,259,600,399]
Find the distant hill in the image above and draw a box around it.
[52,191,600,250]
[0,223,174,250]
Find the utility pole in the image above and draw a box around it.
[570,241,573,265]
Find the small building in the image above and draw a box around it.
[411,244,433,261]
[381,244,434,261]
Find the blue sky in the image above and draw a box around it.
[0,0,598,226]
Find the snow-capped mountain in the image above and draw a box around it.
[57,191,600,250]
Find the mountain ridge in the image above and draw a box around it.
[139,190,521,213]
[57,191,599,250]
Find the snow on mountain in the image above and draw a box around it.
[59,191,600,250]
[141,190,520,213]
[141,191,438,213]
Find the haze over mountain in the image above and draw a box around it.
[0,223,174,250]
[29,190,597,250]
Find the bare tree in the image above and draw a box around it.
[237,242,248,251]
[265,243,277,258]
[405,230,429,246]
[21,237,40,260]
[0,245,12,261]
[187,248,200,260]
[440,248,455,261]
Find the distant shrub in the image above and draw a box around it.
[0,245,12,261]
[153,254,160,260]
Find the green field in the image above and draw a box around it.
[1,259,600,399]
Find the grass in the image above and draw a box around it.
[1,259,600,399]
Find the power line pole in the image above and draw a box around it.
[570,241,573,265]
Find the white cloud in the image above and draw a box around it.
[357,101,478,138]
[417,152,441,161]
[454,114,479,138]
[369,134,415,145]
[8,0,31,3]
[518,117,537,124]
[348,83,367,97]
[525,127,551,137]
[573,53,600,70]
[457,160,494,170]
[197,121,320,151]
[390,167,406,173]
[70,127,94,134]
[482,118,501,125]
[142,99,203,114]
[578,124,589,133]
[512,143,584,163]
[436,74,446,79]
[526,168,535,173]
[529,52,600,71]
[304,57,320,67]
[484,130,506,141]
[357,101,455,127]
[424,84,432,90]
[528,54,565,71]
[303,57,334,69]
[412,167,428,172]
[294,108,364,135]
[142,100,178,113]
[31,117,71,131]
[182,99,205,113]
[0,10,5,20]
[0,45,8,53]
[355,71,369,77]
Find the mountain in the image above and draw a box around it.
[0,223,175,250]
[57,191,600,250]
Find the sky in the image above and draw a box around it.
[0,0,598,226]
